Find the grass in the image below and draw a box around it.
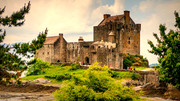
[21,65,85,83]
[21,64,141,84]
[131,66,148,70]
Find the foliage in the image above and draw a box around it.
[27,58,50,75]
[69,64,81,70]
[148,11,180,89]
[45,72,72,81]
[131,73,141,80]
[13,28,48,57]
[0,2,31,84]
[123,58,132,69]
[54,62,141,101]
[0,1,31,42]
[123,53,148,69]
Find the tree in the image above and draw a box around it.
[0,1,47,84]
[148,11,180,89]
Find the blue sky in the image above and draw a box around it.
[0,0,180,64]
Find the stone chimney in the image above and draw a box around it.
[104,14,111,19]
[78,36,84,42]
[59,33,63,38]
[124,10,130,25]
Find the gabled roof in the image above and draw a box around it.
[98,15,124,26]
[44,36,59,45]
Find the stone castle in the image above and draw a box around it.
[36,11,141,69]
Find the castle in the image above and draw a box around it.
[36,11,141,69]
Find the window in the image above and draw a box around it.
[128,37,130,44]
[47,52,49,55]
[43,52,44,55]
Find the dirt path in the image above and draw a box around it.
[0,83,59,101]
[0,91,54,101]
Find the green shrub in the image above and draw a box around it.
[45,72,72,81]
[27,58,50,75]
[69,64,81,70]
[123,58,132,69]
[56,73,71,81]
[54,62,141,101]
[131,73,141,80]
[60,63,65,67]
[108,70,119,78]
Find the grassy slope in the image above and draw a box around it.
[21,65,139,83]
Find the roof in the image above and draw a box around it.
[44,36,59,44]
[98,15,124,26]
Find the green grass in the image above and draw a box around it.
[21,64,141,84]
[131,66,148,70]
[21,65,85,83]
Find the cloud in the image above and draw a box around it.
[1,0,125,44]
[136,0,180,64]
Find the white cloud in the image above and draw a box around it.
[136,0,180,64]
[1,0,125,44]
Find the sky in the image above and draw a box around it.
[0,0,180,64]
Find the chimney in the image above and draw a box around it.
[124,10,130,25]
[104,14,111,19]
[59,33,63,37]
[78,36,84,42]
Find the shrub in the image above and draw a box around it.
[69,64,81,70]
[56,73,71,81]
[54,62,141,101]
[45,72,72,81]
[131,73,141,80]
[59,63,65,67]
[108,70,119,78]
[27,58,50,75]
[123,58,132,69]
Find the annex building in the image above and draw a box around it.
[36,11,141,69]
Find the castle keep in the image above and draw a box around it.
[36,11,141,69]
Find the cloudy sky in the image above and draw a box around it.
[0,0,180,64]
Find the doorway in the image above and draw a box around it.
[85,57,89,65]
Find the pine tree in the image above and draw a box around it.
[0,1,47,84]
[148,11,180,89]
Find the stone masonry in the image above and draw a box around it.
[36,11,141,69]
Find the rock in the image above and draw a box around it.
[33,78,52,84]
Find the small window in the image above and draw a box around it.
[128,37,130,44]
[47,52,49,55]
[43,52,44,55]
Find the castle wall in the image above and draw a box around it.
[36,44,54,63]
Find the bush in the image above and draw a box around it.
[56,73,71,81]
[123,58,132,69]
[27,58,50,75]
[59,63,65,67]
[69,64,81,70]
[45,72,72,81]
[54,62,141,101]
[131,73,141,80]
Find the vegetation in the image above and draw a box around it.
[53,62,142,101]
[0,1,31,84]
[148,11,180,89]
[27,58,50,75]
[123,54,148,69]
[0,2,48,84]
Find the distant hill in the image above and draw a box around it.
[149,63,158,68]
